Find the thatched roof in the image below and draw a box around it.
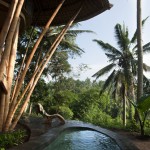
[0,0,111,29]
[32,0,112,26]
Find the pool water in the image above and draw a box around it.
[44,129,121,150]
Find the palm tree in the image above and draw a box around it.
[137,0,143,99]
[92,23,150,126]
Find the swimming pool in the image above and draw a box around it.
[43,129,121,150]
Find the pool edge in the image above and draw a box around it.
[9,120,140,150]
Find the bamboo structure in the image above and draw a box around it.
[10,0,66,112]
[3,19,20,125]
[0,0,18,58]
[0,0,111,132]
[4,0,66,132]
[0,0,24,131]
[11,6,81,131]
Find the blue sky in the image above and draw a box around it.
[69,0,150,80]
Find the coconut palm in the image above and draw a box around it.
[137,0,143,100]
[92,23,150,126]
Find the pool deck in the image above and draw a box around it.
[10,117,139,150]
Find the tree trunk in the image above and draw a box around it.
[137,0,143,100]
[129,79,136,120]
[122,84,126,126]
[136,0,143,122]
[123,96,126,126]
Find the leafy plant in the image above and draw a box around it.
[130,95,150,136]
[0,129,26,149]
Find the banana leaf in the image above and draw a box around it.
[137,95,150,112]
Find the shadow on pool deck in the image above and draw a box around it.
[10,117,139,150]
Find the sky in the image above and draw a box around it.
[68,0,150,81]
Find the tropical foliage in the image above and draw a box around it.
[130,95,150,136]
[92,22,150,126]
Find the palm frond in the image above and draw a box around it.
[93,39,122,56]
[66,30,95,36]
[132,44,138,52]
[92,63,116,80]
[100,70,116,95]
[112,71,124,99]
[142,16,149,27]
[131,59,138,76]
[143,75,150,83]
[130,31,137,44]
[143,63,150,72]
[115,24,130,51]
[131,17,149,43]
[143,42,150,53]
[105,53,121,63]
[105,53,118,60]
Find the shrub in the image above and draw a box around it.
[0,129,26,149]
[125,119,140,132]
[48,106,74,119]
[58,106,74,119]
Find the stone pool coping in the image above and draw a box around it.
[10,120,139,150]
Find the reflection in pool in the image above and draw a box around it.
[44,129,121,150]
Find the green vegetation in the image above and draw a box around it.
[92,22,150,127]
[0,129,26,149]
[1,21,150,148]
[23,23,150,138]
[3,22,150,149]
[130,95,150,136]
[29,77,150,135]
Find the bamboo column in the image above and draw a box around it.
[0,0,24,79]
[10,6,82,131]
[3,19,20,126]
[10,6,82,117]
[11,0,66,105]
[0,0,19,58]
[4,0,66,132]
[11,27,35,102]
[0,93,5,131]
[0,0,24,132]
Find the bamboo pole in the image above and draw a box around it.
[10,6,82,131]
[4,0,65,131]
[0,93,5,131]
[10,22,73,116]
[11,27,35,102]
[11,4,82,116]
[7,28,66,124]
[1,0,25,132]
[12,0,66,105]
[3,19,19,126]
[0,0,24,88]
[0,0,19,59]
[0,0,23,131]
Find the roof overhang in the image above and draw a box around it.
[0,0,112,29]
[32,0,112,26]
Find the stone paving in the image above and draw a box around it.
[10,117,139,150]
